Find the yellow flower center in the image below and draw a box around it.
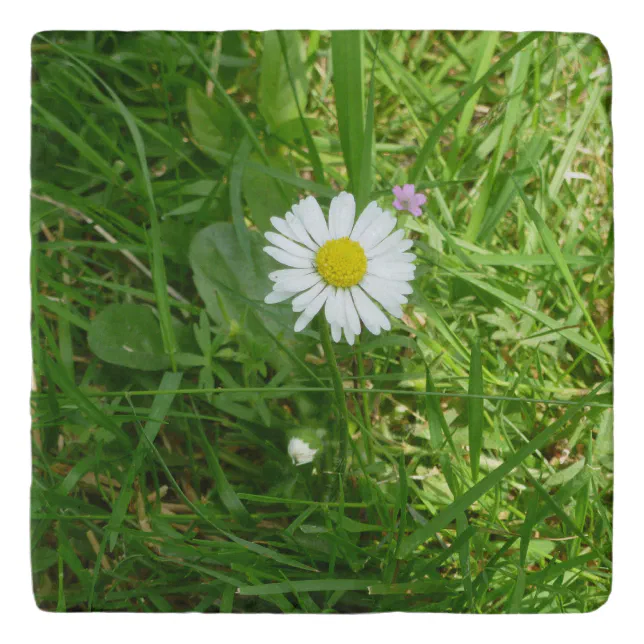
[316,237,367,288]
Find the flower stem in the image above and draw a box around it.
[319,316,350,477]
[355,337,374,465]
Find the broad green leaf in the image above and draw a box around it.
[88,303,171,371]
[186,87,234,154]
[242,154,294,232]
[259,30,308,131]
[189,222,300,363]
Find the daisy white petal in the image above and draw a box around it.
[292,280,326,312]
[275,273,321,293]
[357,211,397,251]
[344,289,362,336]
[373,251,416,264]
[285,213,319,251]
[263,246,313,269]
[263,191,415,342]
[361,275,411,302]
[349,286,378,334]
[334,287,348,331]
[324,286,338,326]
[350,286,390,335]
[270,216,299,242]
[294,285,331,332]
[359,278,403,318]
[366,275,414,296]
[264,290,294,304]
[369,260,416,274]
[265,232,315,259]
[269,268,315,283]
[366,229,405,258]
[331,321,342,343]
[367,260,415,279]
[350,201,382,241]
[395,239,414,253]
[329,192,356,239]
[292,196,330,246]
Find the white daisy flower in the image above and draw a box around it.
[288,437,318,466]
[263,192,415,345]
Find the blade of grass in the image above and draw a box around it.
[44,354,130,449]
[468,338,484,481]
[549,81,603,199]
[443,268,606,361]
[331,30,365,191]
[398,383,603,558]
[277,30,326,186]
[514,178,612,366]
[238,578,375,596]
[38,35,178,371]
[356,35,379,214]
[466,45,532,240]
[408,32,540,184]
[449,32,499,170]
[190,398,253,527]
[107,371,183,550]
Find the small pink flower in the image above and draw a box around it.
[392,184,427,217]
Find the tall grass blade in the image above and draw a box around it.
[468,339,484,481]
[331,30,365,191]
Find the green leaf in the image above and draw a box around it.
[465,42,531,240]
[242,154,294,232]
[424,365,451,452]
[88,303,171,371]
[259,30,308,131]
[189,222,300,362]
[230,136,253,262]
[277,30,326,186]
[186,87,234,154]
[451,32,499,164]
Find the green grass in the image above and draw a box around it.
[31,30,612,613]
